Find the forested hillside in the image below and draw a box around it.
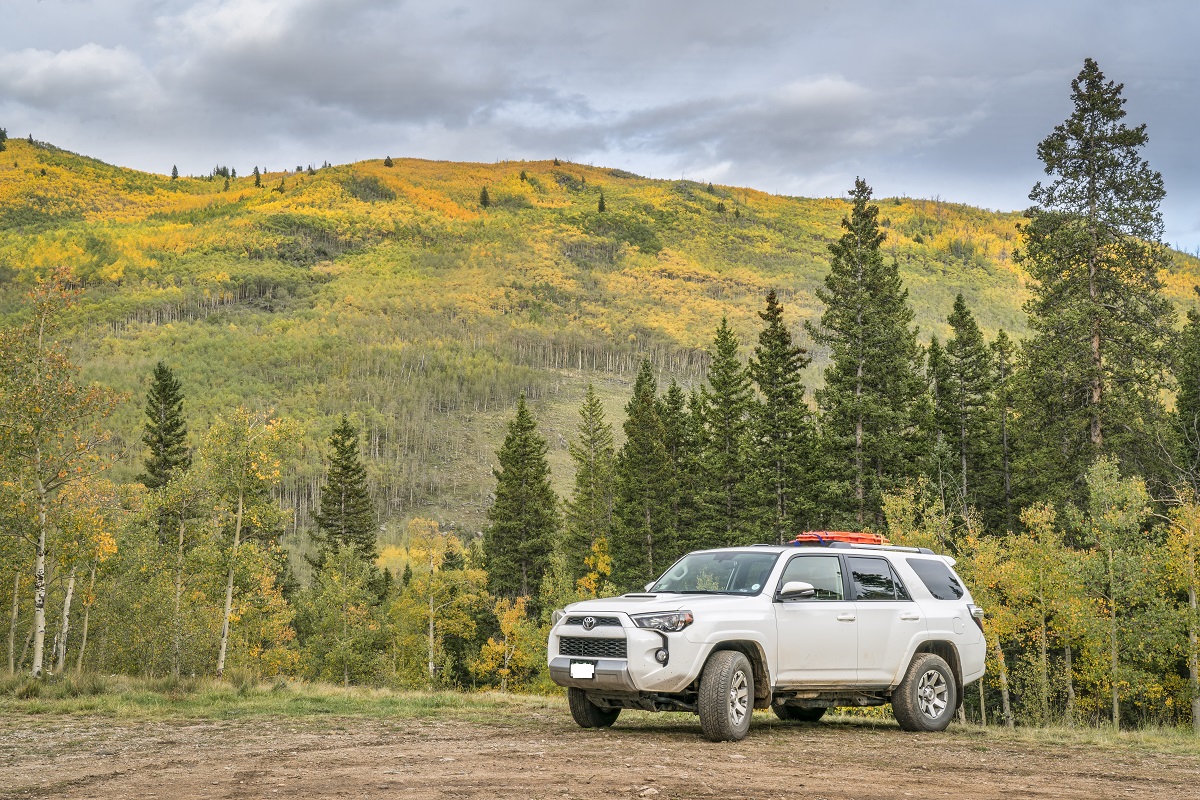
[5,59,1200,735]
[5,135,1196,550]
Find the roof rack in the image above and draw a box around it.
[790,531,936,555]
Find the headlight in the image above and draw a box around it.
[632,611,694,632]
[551,608,565,626]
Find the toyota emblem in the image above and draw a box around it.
[582,616,597,631]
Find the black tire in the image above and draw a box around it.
[892,653,957,732]
[567,687,620,729]
[772,703,826,723]
[698,650,754,742]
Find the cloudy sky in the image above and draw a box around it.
[4,1,1200,249]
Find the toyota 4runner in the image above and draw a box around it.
[547,535,986,741]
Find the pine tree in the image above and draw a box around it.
[480,186,491,208]
[138,362,191,491]
[0,128,7,152]
[1173,302,1200,493]
[806,178,925,528]
[943,294,994,510]
[311,416,377,570]
[598,191,606,213]
[562,384,615,582]
[253,166,261,187]
[612,361,674,589]
[384,156,393,167]
[748,290,816,543]
[990,329,1018,532]
[1017,58,1175,504]
[170,165,178,180]
[698,318,756,546]
[484,394,558,599]
[658,380,697,547]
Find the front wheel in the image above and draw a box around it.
[698,650,754,741]
[892,653,956,732]
[567,688,620,729]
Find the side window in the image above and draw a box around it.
[778,555,844,601]
[849,557,910,601]
[906,558,966,600]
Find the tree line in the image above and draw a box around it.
[2,59,1199,730]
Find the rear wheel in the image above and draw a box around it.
[698,650,754,741]
[772,703,826,723]
[892,653,956,732]
[567,688,620,729]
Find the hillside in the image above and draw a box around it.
[3,137,1199,573]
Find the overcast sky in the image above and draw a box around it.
[4,1,1200,250]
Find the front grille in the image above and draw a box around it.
[559,636,627,659]
[565,616,621,627]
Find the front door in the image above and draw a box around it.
[773,554,858,686]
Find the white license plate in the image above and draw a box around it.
[570,661,596,679]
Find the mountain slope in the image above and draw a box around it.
[3,138,1198,571]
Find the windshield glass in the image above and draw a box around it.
[651,551,780,595]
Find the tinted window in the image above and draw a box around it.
[779,555,845,600]
[906,557,966,600]
[849,557,910,601]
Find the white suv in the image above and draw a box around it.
[547,540,986,741]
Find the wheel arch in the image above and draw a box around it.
[708,640,772,709]
[912,640,964,710]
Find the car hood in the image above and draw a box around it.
[563,593,751,615]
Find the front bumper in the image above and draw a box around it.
[548,656,638,691]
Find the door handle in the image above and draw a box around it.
[836,613,856,622]
[899,612,921,621]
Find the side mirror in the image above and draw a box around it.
[778,581,816,601]
[645,582,656,592]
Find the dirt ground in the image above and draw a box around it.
[2,710,1198,800]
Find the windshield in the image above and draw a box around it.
[650,551,780,595]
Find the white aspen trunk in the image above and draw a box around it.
[1188,581,1198,735]
[427,546,436,684]
[55,566,77,673]
[995,640,1013,728]
[979,681,986,726]
[31,470,48,678]
[1065,644,1076,727]
[172,510,186,680]
[216,491,245,678]
[75,564,96,674]
[8,572,18,674]
[1109,548,1119,728]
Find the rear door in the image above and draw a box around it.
[773,553,858,685]
[848,556,925,685]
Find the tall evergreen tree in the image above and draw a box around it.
[562,384,615,582]
[139,362,191,491]
[749,290,817,543]
[698,318,757,546]
[1017,58,1175,503]
[611,361,674,590]
[1173,302,1200,493]
[484,394,558,598]
[943,294,994,510]
[806,178,925,528]
[310,416,377,570]
[658,380,695,546]
[990,329,1018,532]
[480,186,491,208]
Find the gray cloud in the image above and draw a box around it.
[2,0,1199,248]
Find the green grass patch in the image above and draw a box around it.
[0,673,564,723]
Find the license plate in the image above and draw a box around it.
[570,661,595,679]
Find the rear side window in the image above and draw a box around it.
[848,557,910,601]
[906,558,966,600]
